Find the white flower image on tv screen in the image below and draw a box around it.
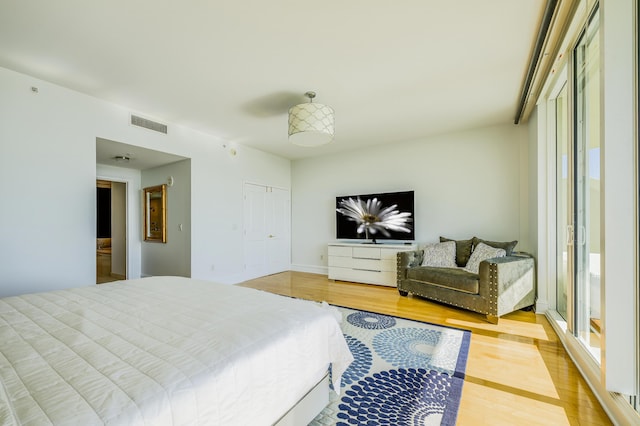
[336,197,412,240]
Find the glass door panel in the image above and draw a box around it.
[574,8,601,362]
[556,84,570,320]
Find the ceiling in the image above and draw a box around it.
[96,138,187,171]
[0,1,545,160]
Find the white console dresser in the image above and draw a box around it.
[328,242,417,287]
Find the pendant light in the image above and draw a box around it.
[288,91,335,147]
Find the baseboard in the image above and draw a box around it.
[291,264,328,275]
[535,299,549,313]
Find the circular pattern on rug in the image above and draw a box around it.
[346,311,396,330]
[372,327,442,368]
[340,334,373,387]
[336,368,451,425]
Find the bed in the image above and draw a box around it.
[0,276,353,425]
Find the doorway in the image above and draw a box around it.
[96,179,127,283]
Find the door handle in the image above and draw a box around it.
[578,226,586,246]
[566,225,574,246]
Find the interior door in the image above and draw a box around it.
[110,181,127,279]
[265,186,291,274]
[243,183,291,278]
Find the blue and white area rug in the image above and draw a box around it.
[311,307,471,426]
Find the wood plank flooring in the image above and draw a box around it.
[239,271,612,426]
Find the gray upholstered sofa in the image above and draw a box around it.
[396,237,536,323]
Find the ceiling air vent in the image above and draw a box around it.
[130,114,168,134]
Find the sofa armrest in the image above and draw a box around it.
[396,250,424,281]
[478,254,536,317]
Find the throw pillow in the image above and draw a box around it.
[439,236,475,267]
[472,237,518,256]
[421,241,457,268]
[464,242,506,274]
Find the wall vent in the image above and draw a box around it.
[130,114,168,134]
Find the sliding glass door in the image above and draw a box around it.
[554,6,601,363]
[556,84,570,321]
[574,8,601,361]
[547,0,640,416]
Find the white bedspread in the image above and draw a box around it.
[0,277,353,425]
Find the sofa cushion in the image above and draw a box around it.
[406,266,479,294]
[472,237,518,256]
[464,242,506,274]
[421,241,456,268]
[439,236,474,267]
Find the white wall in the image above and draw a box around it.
[189,144,291,284]
[0,66,291,296]
[291,124,530,273]
[141,160,191,277]
[0,70,97,296]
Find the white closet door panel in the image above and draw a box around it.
[243,183,267,276]
[266,187,290,274]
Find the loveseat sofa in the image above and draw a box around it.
[396,237,536,323]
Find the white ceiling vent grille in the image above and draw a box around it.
[130,114,168,134]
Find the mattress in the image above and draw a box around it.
[0,276,353,425]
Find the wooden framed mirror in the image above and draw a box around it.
[143,184,167,243]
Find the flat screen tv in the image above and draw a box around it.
[335,190,415,242]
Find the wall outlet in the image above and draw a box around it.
[320,254,324,260]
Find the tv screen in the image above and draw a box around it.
[336,190,415,242]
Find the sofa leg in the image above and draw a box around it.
[398,290,408,297]
[485,314,499,324]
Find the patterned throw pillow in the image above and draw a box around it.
[464,242,506,274]
[421,241,457,268]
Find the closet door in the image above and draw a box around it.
[243,183,291,279]
[265,187,290,274]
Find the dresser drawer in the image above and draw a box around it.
[329,268,397,287]
[352,246,381,259]
[328,245,352,257]
[330,256,382,271]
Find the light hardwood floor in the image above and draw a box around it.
[239,271,612,426]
